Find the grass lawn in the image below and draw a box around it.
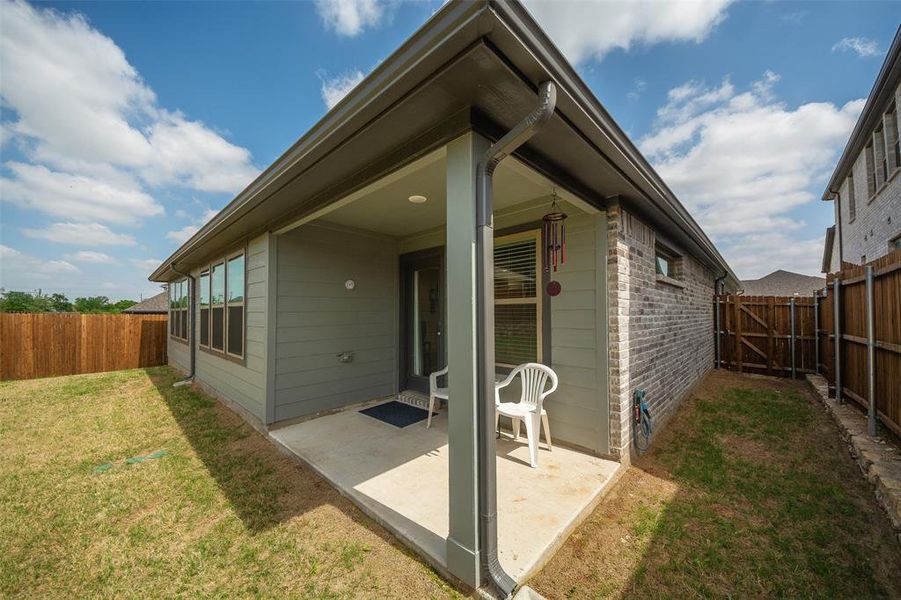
[530,370,901,599]
[0,367,461,599]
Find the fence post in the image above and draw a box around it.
[833,278,842,404]
[866,265,877,437]
[790,297,797,379]
[813,291,819,375]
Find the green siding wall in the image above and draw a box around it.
[274,223,399,421]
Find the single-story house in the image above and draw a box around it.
[122,291,168,314]
[740,270,826,297]
[150,0,738,594]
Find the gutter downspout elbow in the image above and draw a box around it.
[170,262,196,387]
[475,80,556,599]
[829,188,843,268]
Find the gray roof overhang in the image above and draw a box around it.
[150,0,737,287]
[822,25,901,201]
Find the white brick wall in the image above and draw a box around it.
[606,201,715,462]
[834,82,901,268]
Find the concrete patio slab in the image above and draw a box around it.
[269,400,621,584]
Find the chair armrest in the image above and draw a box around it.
[430,366,449,392]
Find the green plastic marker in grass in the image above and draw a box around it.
[94,450,167,473]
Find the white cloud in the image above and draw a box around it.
[165,207,219,245]
[725,233,825,279]
[0,244,79,290]
[0,0,259,227]
[65,250,118,264]
[314,0,384,37]
[522,0,734,64]
[627,78,648,101]
[130,258,162,273]
[832,36,880,58]
[640,72,863,241]
[319,70,366,109]
[22,222,136,246]
[0,162,163,224]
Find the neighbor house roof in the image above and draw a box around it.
[740,270,826,297]
[122,291,168,314]
[150,0,738,288]
[823,25,901,201]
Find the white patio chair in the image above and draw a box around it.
[495,363,557,468]
[427,366,448,429]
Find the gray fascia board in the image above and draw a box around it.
[822,25,901,201]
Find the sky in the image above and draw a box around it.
[0,0,898,300]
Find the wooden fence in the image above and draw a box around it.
[0,313,168,381]
[715,294,817,377]
[817,251,901,438]
[716,250,900,437]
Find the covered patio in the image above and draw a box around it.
[269,398,620,584]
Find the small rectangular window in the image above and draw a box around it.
[169,279,189,342]
[226,253,245,357]
[891,235,901,251]
[199,270,210,348]
[865,142,877,196]
[494,232,541,366]
[886,105,900,171]
[211,262,225,351]
[848,173,856,221]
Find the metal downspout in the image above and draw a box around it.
[171,263,196,386]
[475,80,556,599]
[831,189,844,267]
[714,273,726,369]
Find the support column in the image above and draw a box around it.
[445,132,489,589]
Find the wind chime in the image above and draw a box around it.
[543,191,568,273]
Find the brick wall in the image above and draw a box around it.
[606,201,716,462]
[835,82,901,268]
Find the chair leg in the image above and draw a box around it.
[541,413,552,451]
[427,395,435,429]
[512,417,521,441]
[523,413,540,468]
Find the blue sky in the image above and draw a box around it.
[0,0,898,300]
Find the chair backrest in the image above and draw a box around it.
[511,363,558,410]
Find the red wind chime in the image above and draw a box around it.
[543,191,568,273]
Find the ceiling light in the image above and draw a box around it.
[408,195,427,204]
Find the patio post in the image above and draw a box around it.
[444,132,489,589]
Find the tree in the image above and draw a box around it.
[112,299,137,312]
[48,293,73,312]
[73,296,111,313]
[0,291,44,313]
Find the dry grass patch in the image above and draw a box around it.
[0,367,462,599]
[530,370,901,599]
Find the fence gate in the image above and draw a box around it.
[715,294,817,377]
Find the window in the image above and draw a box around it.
[875,126,887,185]
[886,105,900,171]
[865,142,877,197]
[891,235,901,252]
[199,270,210,348]
[199,248,245,360]
[169,279,188,342]
[226,253,245,357]
[848,173,856,221]
[655,245,678,278]
[210,262,225,352]
[494,232,541,366]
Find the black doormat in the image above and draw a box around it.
[360,401,435,428]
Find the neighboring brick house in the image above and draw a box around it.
[822,26,901,272]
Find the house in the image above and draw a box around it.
[822,25,901,273]
[149,0,738,593]
[740,270,826,297]
[122,291,168,314]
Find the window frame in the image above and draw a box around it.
[865,142,877,198]
[169,278,189,344]
[494,229,543,368]
[198,269,211,349]
[199,244,247,364]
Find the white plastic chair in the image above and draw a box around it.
[495,363,557,468]
[427,366,448,429]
